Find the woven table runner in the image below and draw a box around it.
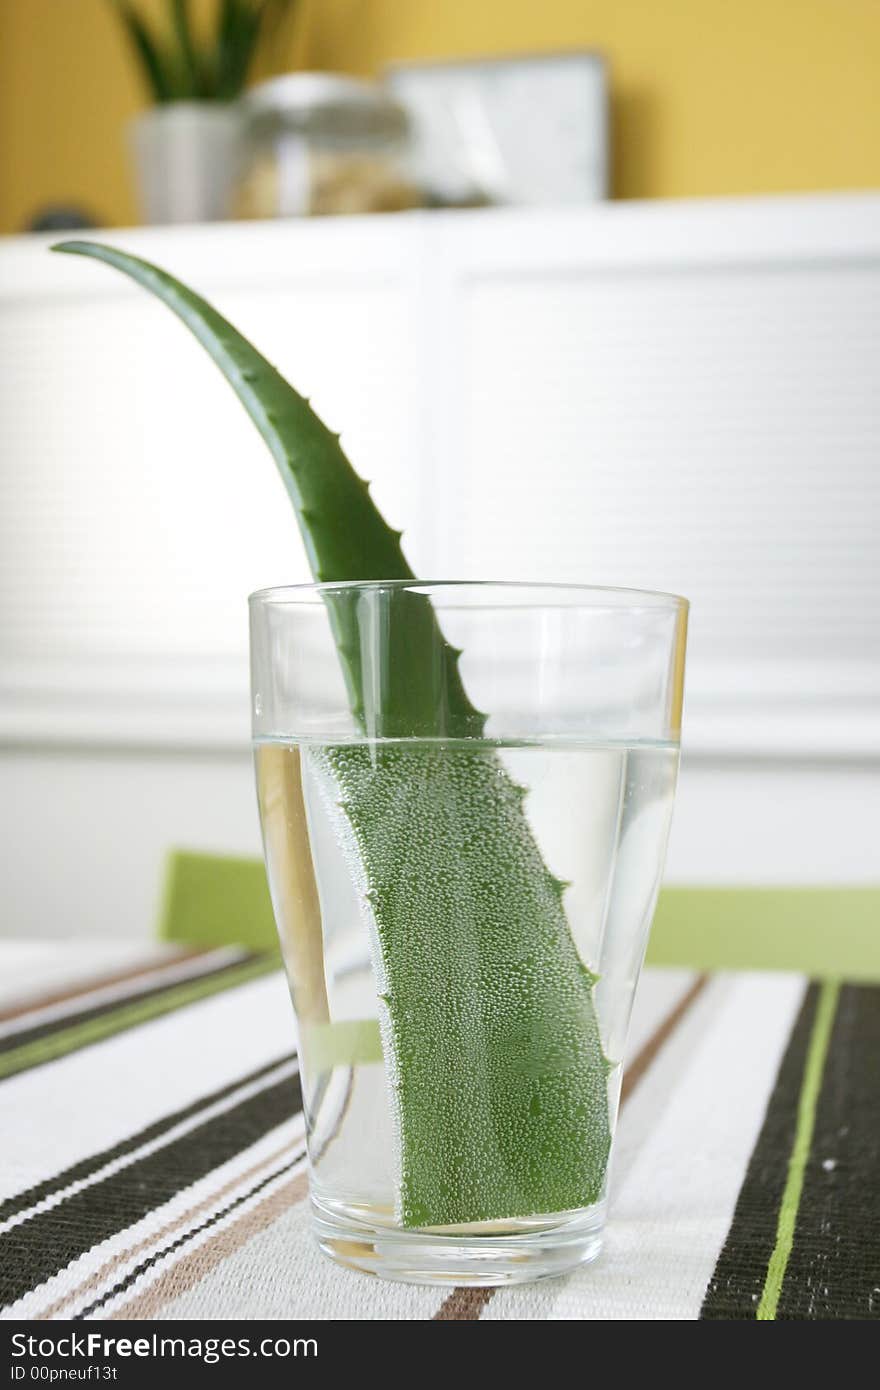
[0,943,876,1320]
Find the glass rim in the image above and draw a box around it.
[249,579,689,612]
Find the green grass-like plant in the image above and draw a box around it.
[112,0,297,104]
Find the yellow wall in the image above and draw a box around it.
[1,0,878,233]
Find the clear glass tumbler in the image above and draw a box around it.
[250,581,688,1285]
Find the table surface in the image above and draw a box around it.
[0,943,876,1321]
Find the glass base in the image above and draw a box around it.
[310,1195,605,1286]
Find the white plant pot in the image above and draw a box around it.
[129,102,243,225]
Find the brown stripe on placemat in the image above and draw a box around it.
[434,972,709,1320]
[38,1135,305,1320]
[0,948,212,1027]
[0,1070,302,1309]
[434,1288,494,1320]
[36,1074,338,1320]
[107,1170,310,1321]
[0,953,260,1060]
[620,974,709,1104]
[76,1158,309,1321]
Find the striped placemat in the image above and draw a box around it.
[0,944,876,1320]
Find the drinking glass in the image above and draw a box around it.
[250,581,688,1285]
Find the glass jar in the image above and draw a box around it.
[238,73,422,218]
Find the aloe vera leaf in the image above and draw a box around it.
[51,241,482,740]
[316,742,611,1225]
[51,240,611,1226]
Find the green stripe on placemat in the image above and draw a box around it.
[0,954,260,1060]
[0,953,281,1082]
[700,982,821,1317]
[772,982,880,1318]
[703,979,880,1319]
[648,888,880,982]
[756,979,840,1320]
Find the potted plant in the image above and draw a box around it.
[114,0,298,224]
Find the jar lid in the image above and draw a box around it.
[245,73,409,142]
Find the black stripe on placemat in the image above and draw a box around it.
[0,1051,295,1224]
[0,1071,302,1309]
[774,983,880,1320]
[701,982,818,1320]
[0,953,256,1057]
[75,1155,304,1321]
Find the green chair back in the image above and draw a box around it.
[648,886,879,981]
[159,850,880,982]
[159,850,277,952]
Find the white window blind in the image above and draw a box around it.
[1,196,878,754]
